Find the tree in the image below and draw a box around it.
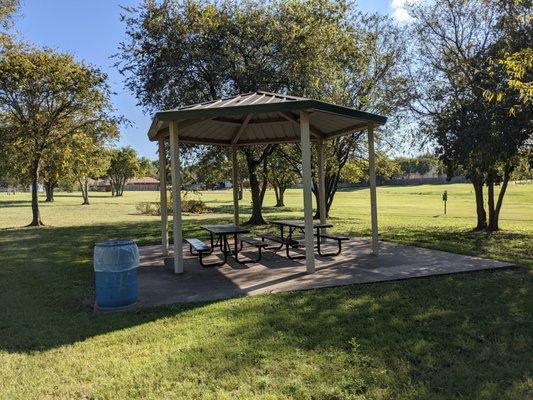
[137,157,157,178]
[0,0,18,46]
[72,141,110,205]
[511,147,533,180]
[340,152,401,185]
[408,0,532,231]
[276,6,410,217]
[117,0,285,224]
[117,0,409,224]
[268,147,300,207]
[243,145,277,224]
[0,45,120,226]
[191,147,232,190]
[40,145,70,202]
[107,147,140,196]
[396,154,442,176]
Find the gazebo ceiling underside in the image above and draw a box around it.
[148,92,387,146]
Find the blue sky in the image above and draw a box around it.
[12,0,401,160]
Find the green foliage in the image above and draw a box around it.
[0,0,17,45]
[135,201,159,216]
[340,152,402,184]
[396,154,443,176]
[137,157,157,178]
[106,147,140,196]
[409,0,532,230]
[340,159,367,183]
[136,198,207,215]
[181,198,207,214]
[268,147,300,206]
[511,147,533,180]
[0,44,119,224]
[190,147,233,189]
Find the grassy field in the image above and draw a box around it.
[0,183,531,399]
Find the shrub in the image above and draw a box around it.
[181,199,206,214]
[136,199,207,215]
[135,202,159,216]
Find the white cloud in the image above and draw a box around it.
[391,0,409,8]
[393,7,412,22]
[390,0,422,22]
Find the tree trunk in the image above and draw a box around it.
[488,165,512,231]
[273,183,286,207]
[248,166,266,225]
[472,179,487,230]
[80,178,90,205]
[244,146,276,225]
[312,171,339,219]
[277,187,286,207]
[238,184,243,201]
[259,156,268,204]
[273,184,280,206]
[487,178,495,230]
[28,162,44,227]
[44,181,54,202]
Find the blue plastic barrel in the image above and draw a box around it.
[94,240,139,309]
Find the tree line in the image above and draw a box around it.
[0,3,161,225]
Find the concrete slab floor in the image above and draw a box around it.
[136,238,515,308]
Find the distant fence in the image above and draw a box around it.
[384,176,468,185]
[123,184,160,191]
[0,186,25,194]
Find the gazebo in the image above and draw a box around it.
[147,91,387,274]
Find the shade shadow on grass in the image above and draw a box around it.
[209,203,301,215]
[0,198,33,208]
[188,269,530,398]
[0,217,242,353]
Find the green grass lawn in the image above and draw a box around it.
[0,183,531,399]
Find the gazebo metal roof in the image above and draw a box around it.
[147,91,387,146]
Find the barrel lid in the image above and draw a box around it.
[95,240,135,248]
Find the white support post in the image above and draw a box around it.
[158,138,169,256]
[169,121,184,273]
[231,145,239,226]
[367,125,379,255]
[300,111,316,274]
[317,136,327,238]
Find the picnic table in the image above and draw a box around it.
[270,220,333,238]
[200,224,250,263]
[186,224,271,267]
[186,221,349,267]
[266,220,348,257]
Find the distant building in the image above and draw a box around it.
[388,166,467,185]
[124,177,160,191]
[399,165,444,180]
[93,177,160,192]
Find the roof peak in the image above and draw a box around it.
[170,91,308,112]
